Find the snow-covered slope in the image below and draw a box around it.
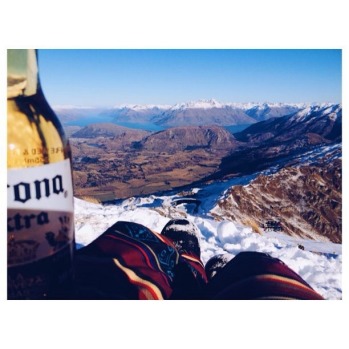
[74,173,342,300]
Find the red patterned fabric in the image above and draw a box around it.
[75,221,207,299]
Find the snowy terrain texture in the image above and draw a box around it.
[75,177,342,300]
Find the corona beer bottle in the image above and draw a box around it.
[7,49,75,299]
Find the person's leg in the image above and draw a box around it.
[75,220,179,299]
[205,251,324,300]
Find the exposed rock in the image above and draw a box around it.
[211,158,342,243]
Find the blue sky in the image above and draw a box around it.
[38,49,342,107]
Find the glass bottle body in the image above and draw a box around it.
[7,50,75,299]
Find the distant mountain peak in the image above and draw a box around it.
[171,98,224,110]
[112,104,172,110]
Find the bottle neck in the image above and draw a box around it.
[7,49,39,99]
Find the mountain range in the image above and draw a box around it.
[68,102,341,198]
[54,99,325,128]
[63,100,342,257]
[208,103,341,180]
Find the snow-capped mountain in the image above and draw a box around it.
[234,103,342,143]
[150,99,254,127]
[55,99,322,128]
[104,104,170,125]
[170,98,225,110]
[151,99,308,127]
[288,103,341,123]
[243,102,304,121]
[112,103,172,111]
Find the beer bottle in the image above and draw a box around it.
[7,49,75,299]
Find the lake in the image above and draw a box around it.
[65,116,250,134]
[66,116,165,132]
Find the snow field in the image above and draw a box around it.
[74,195,342,300]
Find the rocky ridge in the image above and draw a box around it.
[234,104,341,143]
[211,157,342,243]
[209,104,342,180]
